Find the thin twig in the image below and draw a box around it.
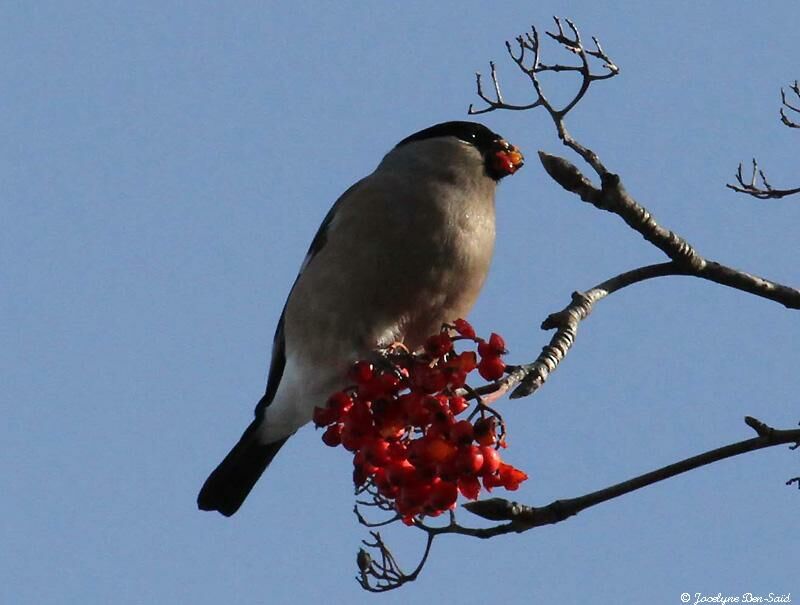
[727,158,800,199]
[468,19,618,177]
[356,530,434,592]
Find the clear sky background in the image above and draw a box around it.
[3,2,799,604]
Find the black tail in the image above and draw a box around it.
[197,420,289,517]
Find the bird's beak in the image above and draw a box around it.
[490,139,525,178]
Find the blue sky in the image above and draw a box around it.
[3,2,798,603]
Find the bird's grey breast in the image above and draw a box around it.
[283,140,497,360]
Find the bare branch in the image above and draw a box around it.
[728,81,800,198]
[478,16,800,417]
[468,19,618,137]
[468,60,542,116]
[353,504,400,528]
[356,531,434,592]
[535,152,800,302]
[464,417,800,528]
[356,415,800,587]
[495,151,800,395]
[468,14,800,461]
[504,252,799,399]
[727,157,800,199]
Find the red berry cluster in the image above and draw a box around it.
[313,319,528,524]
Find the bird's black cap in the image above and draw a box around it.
[395,121,522,181]
[395,121,505,156]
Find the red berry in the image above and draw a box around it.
[407,438,429,468]
[448,395,469,415]
[348,360,374,384]
[473,417,497,446]
[423,394,448,410]
[424,333,453,358]
[480,446,501,474]
[387,440,407,461]
[452,351,478,373]
[442,366,468,389]
[379,372,402,393]
[313,405,336,427]
[327,391,353,414]
[425,437,456,464]
[321,424,342,447]
[386,459,415,486]
[498,463,528,490]
[361,372,401,399]
[435,457,459,482]
[453,318,476,339]
[482,471,503,491]
[347,401,373,428]
[402,393,430,427]
[340,424,365,452]
[425,420,453,441]
[450,419,474,445]
[397,479,430,511]
[455,445,484,475]
[478,356,506,381]
[362,438,391,466]
[376,403,405,439]
[373,468,398,498]
[488,333,505,352]
[477,332,506,357]
[412,365,448,394]
[430,407,454,428]
[426,478,458,512]
[457,475,481,500]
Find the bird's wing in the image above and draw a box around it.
[254,179,366,416]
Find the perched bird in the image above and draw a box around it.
[198,121,524,516]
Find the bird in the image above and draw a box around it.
[197,121,524,516]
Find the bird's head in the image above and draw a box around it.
[395,121,524,181]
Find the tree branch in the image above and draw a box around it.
[356,530,434,592]
[356,416,799,591]
[505,262,688,398]
[727,157,800,199]
[470,37,800,396]
[727,81,800,199]
[504,152,800,398]
[468,18,618,176]
[464,417,800,529]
